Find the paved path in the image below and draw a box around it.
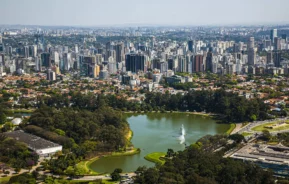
[73,173,136,181]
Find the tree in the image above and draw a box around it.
[166,149,175,158]
[228,134,245,144]
[0,112,7,124]
[111,171,121,181]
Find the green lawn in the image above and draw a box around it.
[251,122,289,132]
[0,176,12,184]
[241,132,253,137]
[226,124,236,135]
[76,157,100,175]
[144,152,166,165]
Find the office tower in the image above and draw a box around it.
[35,56,41,71]
[125,53,146,73]
[206,52,213,72]
[24,46,29,58]
[63,46,69,53]
[247,37,254,49]
[29,45,37,57]
[63,53,71,71]
[81,56,96,77]
[0,54,4,65]
[282,34,287,42]
[248,48,256,65]
[273,52,282,67]
[47,69,56,81]
[94,65,100,77]
[0,35,2,44]
[159,62,168,73]
[6,46,12,55]
[274,37,281,50]
[270,29,278,43]
[115,43,125,63]
[178,56,187,72]
[41,53,50,68]
[99,70,109,80]
[267,52,273,64]
[74,44,79,54]
[108,62,117,74]
[188,40,194,52]
[168,58,174,70]
[194,55,203,72]
[95,54,102,65]
[52,51,60,66]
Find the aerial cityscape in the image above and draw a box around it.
[1,0,289,184]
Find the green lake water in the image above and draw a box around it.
[89,113,230,173]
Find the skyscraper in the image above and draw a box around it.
[194,55,203,72]
[188,40,194,53]
[115,43,125,63]
[125,53,146,73]
[206,52,213,72]
[274,37,281,50]
[247,37,254,49]
[248,48,256,66]
[270,29,277,43]
[273,52,282,67]
[41,53,50,68]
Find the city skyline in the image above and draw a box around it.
[1,0,289,26]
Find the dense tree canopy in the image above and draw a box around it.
[134,136,275,184]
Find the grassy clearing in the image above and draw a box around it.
[241,132,253,137]
[0,176,11,184]
[7,109,35,113]
[144,152,166,165]
[251,121,289,132]
[111,148,140,157]
[226,124,236,135]
[76,157,100,175]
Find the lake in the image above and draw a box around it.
[89,113,230,173]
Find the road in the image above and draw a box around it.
[73,173,137,181]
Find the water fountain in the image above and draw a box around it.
[179,124,185,144]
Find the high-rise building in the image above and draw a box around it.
[194,55,203,72]
[282,34,287,42]
[115,43,125,63]
[24,46,29,58]
[0,35,2,44]
[41,53,50,67]
[247,48,256,66]
[206,52,213,72]
[270,29,278,43]
[80,56,97,77]
[177,56,187,72]
[63,53,71,71]
[247,37,254,49]
[188,40,194,53]
[273,52,282,67]
[47,69,56,81]
[125,53,146,73]
[35,56,41,71]
[74,44,79,54]
[274,37,281,50]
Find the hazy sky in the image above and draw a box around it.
[1,0,289,26]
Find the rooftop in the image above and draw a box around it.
[4,130,61,151]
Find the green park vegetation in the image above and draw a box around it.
[241,132,253,137]
[144,152,166,165]
[225,123,236,135]
[0,134,39,169]
[38,89,270,124]
[0,176,11,184]
[134,134,277,184]
[252,120,289,132]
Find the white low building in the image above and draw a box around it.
[4,130,62,156]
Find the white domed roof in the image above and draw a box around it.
[12,118,22,125]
